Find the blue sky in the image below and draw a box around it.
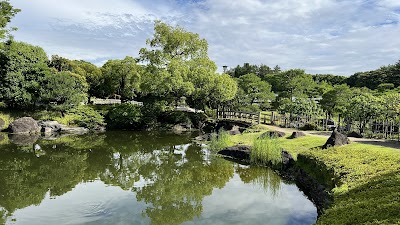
[8,0,400,75]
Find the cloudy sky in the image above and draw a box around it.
[8,0,400,75]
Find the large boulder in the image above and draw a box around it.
[289,131,306,139]
[258,131,286,139]
[322,130,349,149]
[8,117,40,134]
[218,145,251,161]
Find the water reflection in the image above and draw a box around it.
[0,131,316,225]
[236,166,282,197]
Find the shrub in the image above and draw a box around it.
[162,111,192,125]
[140,101,168,128]
[66,105,105,129]
[300,123,319,131]
[106,103,142,129]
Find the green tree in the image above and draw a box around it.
[0,0,20,41]
[269,69,316,100]
[100,56,141,101]
[236,73,275,110]
[381,93,400,121]
[320,84,352,117]
[346,92,383,133]
[139,21,216,106]
[278,97,322,117]
[72,60,102,102]
[345,60,400,89]
[40,71,87,115]
[0,41,51,108]
[209,73,238,108]
[49,56,103,102]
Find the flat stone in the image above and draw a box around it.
[60,125,89,135]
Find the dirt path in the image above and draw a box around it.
[262,124,400,149]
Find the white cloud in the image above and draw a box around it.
[8,0,400,75]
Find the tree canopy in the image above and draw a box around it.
[139,21,236,108]
[0,0,20,41]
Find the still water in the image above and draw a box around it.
[0,131,317,225]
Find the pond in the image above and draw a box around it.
[0,131,317,225]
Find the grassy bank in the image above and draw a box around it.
[217,125,400,224]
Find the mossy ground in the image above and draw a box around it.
[220,125,400,225]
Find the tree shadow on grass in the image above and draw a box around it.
[354,140,400,149]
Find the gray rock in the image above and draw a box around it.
[38,120,62,133]
[281,150,295,170]
[9,117,40,134]
[322,130,350,149]
[290,131,306,139]
[172,124,189,133]
[258,131,286,139]
[218,145,252,161]
[60,125,89,135]
[194,134,211,142]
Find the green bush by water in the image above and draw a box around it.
[66,106,105,129]
[250,137,282,166]
[106,103,143,129]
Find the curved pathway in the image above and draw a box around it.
[262,124,400,149]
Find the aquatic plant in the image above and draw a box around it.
[250,137,282,166]
[208,130,233,151]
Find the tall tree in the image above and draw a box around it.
[139,21,221,107]
[100,56,141,101]
[0,41,51,108]
[320,84,352,117]
[274,69,316,100]
[236,73,275,110]
[0,0,20,42]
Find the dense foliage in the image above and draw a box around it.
[346,61,400,89]
[0,0,20,41]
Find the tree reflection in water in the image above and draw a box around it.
[0,131,239,224]
[236,165,282,197]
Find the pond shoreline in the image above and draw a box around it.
[218,148,331,218]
